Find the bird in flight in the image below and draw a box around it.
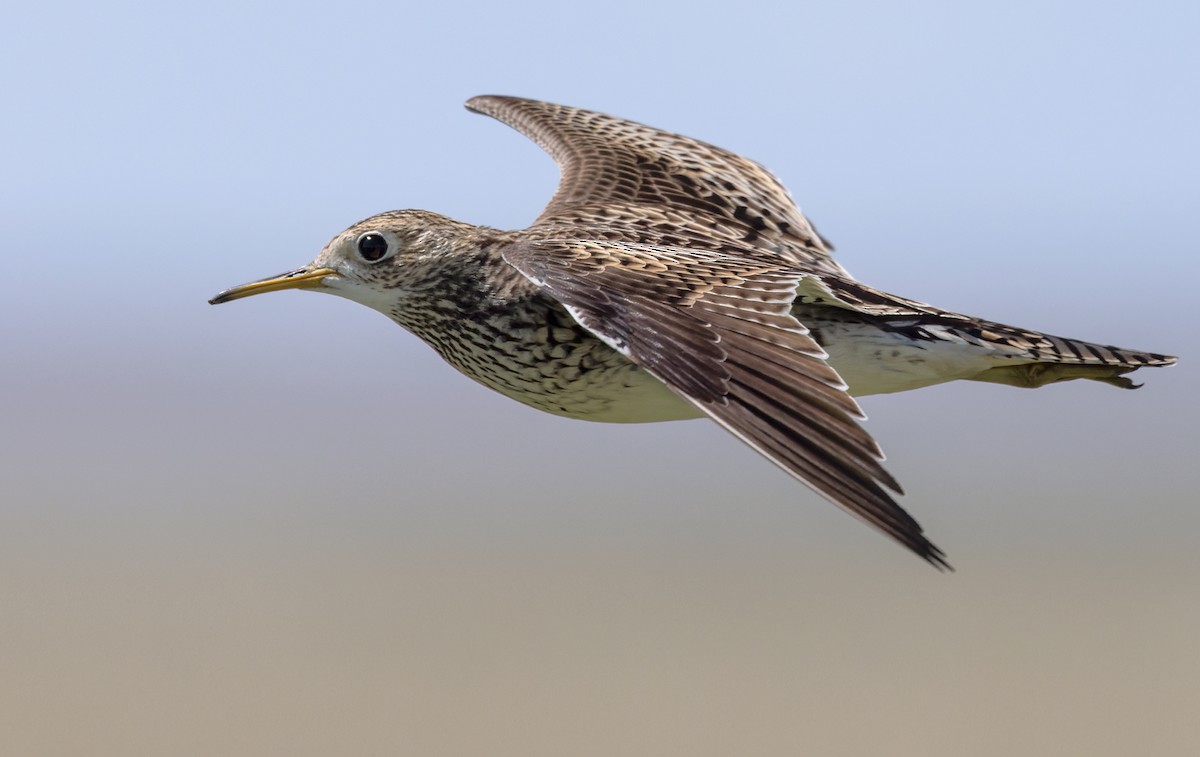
[210,96,1176,569]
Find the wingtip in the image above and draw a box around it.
[463,95,492,113]
[900,527,953,572]
[923,545,955,573]
[465,94,524,114]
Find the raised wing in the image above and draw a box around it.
[466,95,849,277]
[503,238,949,569]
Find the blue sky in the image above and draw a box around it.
[2,1,1197,754]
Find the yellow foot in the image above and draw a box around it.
[969,362,1140,389]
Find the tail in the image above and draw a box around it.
[957,322,1177,389]
[800,274,1177,389]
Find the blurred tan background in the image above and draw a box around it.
[3,1,1198,754]
[4,359,1195,755]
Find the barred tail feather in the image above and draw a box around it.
[958,324,1177,389]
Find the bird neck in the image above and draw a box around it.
[385,229,538,332]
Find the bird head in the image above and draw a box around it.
[208,210,477,310]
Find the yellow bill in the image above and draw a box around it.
[208,267,337,305]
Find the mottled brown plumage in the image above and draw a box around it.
[210,96,1177,569]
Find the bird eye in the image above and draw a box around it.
[356,232,391,263]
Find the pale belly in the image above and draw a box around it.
[484,360,701,423]
[422,312,702,423]
[421,302,1004,424]
[801,311,1004,395]
[454,313,997,422]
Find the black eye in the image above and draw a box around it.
[356,232,390,262]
